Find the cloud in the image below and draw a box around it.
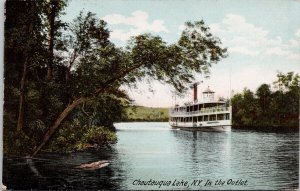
[103,10,169,41]
[209,23,222,34]
[295,29,300,38]
[209,14,300,61]
[222,14,269,39]
[265,47,300,60]
[178,24,185,31]
[229,46,259,56]
[231,66,275,93]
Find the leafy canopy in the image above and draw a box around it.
[67,16,228,97]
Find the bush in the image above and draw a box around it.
[46,122,117,152]
[81,126,117,146]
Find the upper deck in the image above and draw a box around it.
[169,86,231,117]
[169,104,231,117]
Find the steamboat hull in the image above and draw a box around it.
[170,124,231,132]
[169,120,231,132]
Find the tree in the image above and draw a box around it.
[232,72,299,128]
[256,84,271,116]
[231,93,243,126]
[273,71,300,92]
[5,1,46,132]
[231,88,258,126]
[242,89,258,126]
[44,0,68,80]
[30,18,227,157]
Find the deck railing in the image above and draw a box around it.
[169,106,230,115]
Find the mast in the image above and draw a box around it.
[229,61,232,106]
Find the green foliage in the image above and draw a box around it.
[179,21,227,72]
[46,121,117,152]
[73,94,130,129]
[3,3,124,155]
[232,72,299,128]
[3,128,32,155]
[45,121,80,152]
[81,126,117,146]
[125,22,227,93]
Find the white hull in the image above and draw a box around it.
[169,121,231,132]
[170,125,231,132]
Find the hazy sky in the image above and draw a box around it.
[63,0,300,107]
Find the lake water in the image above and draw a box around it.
[3,122,299,190]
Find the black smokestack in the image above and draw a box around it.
[193,83,197,101]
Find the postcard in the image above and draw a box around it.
[2,0,299,190]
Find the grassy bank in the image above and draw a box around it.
[124,106,169,122]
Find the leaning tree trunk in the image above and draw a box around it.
[30,97,88,157]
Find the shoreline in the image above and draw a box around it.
[119,121,299,133]
[232,125,299,133]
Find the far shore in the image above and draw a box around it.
[232,125,299,133]
[117,121,299,133]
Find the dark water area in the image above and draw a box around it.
[3,122,299,190]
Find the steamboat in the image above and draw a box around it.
[169,83,232,131]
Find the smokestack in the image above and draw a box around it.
[193,83,198,101]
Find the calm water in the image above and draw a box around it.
[3,122,299,190]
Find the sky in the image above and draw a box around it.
[63,0,300,107]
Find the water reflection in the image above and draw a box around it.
[26,158,44,178]
[171,130,232,179]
